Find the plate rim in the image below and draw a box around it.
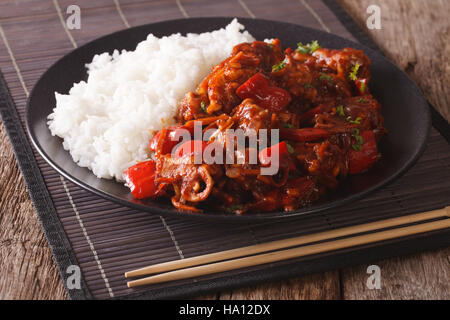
[25,17,431,221]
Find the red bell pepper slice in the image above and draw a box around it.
[258,141,295,170]
[124,160,160,199]
[259,141,289,166]
[149,125,194,155]
[349,130,378,174]
[280,128,331,142]
[236,72,292,112]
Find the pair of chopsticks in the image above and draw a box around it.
[125,206,450,288]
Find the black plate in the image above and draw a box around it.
[26,17,430,221]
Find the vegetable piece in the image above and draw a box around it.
[355,78,368,95]
[149,125,194,155]
[336,105,345,116]
[236,73,292,112]
[280,128,331,142]
[349,130,378,174]
[296,40,320,54]
[124,160,160,199]
[175,140,208,158]
[351,128,364,151]
[200,101,207,113]
[286,142,294,154]
[258,141,295,170]
[272,58,288,71]
[259,141,289,166]
[347,116,362,124]
[349,62,360,81]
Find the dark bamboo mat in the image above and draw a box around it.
[0,0,449,300]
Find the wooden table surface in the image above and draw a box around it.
[0,0,449,300]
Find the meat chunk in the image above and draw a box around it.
[177,40,284,121]
[126,40,386,214]
[271,48,356,107]
[312,95,385,139]
[232,98,274,135]
[312,47,371,81]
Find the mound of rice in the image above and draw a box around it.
[48,19,255,181]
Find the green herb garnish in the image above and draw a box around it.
[336,105,345,116]
[283,123,296,128]
[351,128,364,151]
[319,72,334,83]
[272,58,288,72]
[346,116,362,124]
[359,81,366,93]
[296,40,320,54]
[286,142,294,154]
[349,62,360,81]
[304,82,314,89]
[268,43,274,49]
[200,101,207,113]
[359,98,367,103]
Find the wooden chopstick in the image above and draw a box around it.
[125,206,449,279]
[127,215,450,287]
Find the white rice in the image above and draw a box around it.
[48,19,255,181]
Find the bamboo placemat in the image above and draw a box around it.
[0,0,449,300]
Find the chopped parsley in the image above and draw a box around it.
[359,81,366,93]
[272,58,288,72]
[346,116,362,124]
[296,40,320,54]
[359,98,367,103]
[304,82,314,89]
[336,105,345,116]
[319,72,334,84]
[349,62,361,81]
[351,128,364,151]
[200,101,207,113]
[283,123,296,128]
[268,43,274,49]
[286,142,294,154]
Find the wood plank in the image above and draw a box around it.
[0,121,67,299]
[337,0,450,299]
[338,0,450,122]
[340,248,450,300]
[219,271,340,300]
[178,0,248,18]
[0,0,448,300]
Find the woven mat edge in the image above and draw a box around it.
[0,1,448,300]
[0,72,92,300]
